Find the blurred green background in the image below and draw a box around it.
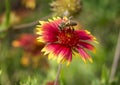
[0,0,120,85]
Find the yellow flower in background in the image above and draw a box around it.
[1,11,20,26]
[50,0,82,17]
[22,0,36,9]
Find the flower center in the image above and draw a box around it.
[58,28,79,47]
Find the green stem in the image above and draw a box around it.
[5,0,10,26]
[109,32,120,82]
[54,63,62,85]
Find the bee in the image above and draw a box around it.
[58,18,77,30]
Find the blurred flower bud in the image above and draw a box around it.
[50,0,82,17]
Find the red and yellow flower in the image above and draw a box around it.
[36,17,97,65]
[12,34,44,56]
[12,34,49,68]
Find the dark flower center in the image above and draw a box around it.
[58,28,79,47]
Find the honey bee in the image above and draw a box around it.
[58,17,77,30]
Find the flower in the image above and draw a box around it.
[36,17,97,65]
[12,34,44,56]
[1,11,20,26]
[22,0,36,10]
[50,0,82,17]
[12,34,49,68]
[46,81,58,85]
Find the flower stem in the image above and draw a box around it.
[109,32,120,82]
[12,14,51,30]
[54,63,62,85]
[5,0,10,26]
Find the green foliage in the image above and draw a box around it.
[20,76,39,85]
[101,65,109,85]
[5,0,10,26]
[0,0,11,32]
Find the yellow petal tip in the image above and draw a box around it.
[89,58,93,63]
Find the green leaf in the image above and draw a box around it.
[101,65,109,85]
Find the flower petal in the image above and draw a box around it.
[57,46,72,64]
[41,43,72,64]
[77,47,93,63]
[75,30,96,41]
[42,44,63,58]
[78,41,96,53]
